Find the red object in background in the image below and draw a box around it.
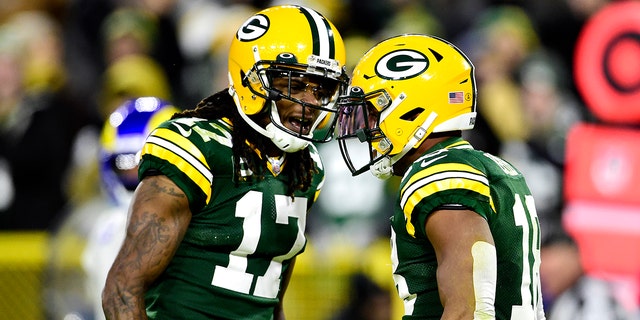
[574,0,640,124]
[564,123,640,205]
[563,122,640,310]
[564,201,640,275]
[571,0,640,310]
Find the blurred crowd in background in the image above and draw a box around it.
[0,0,630,319]
[0,0,605,243]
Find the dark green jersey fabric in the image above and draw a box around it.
[390,137,545,319]
[138,117,324,319]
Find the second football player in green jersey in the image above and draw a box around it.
[336,34,545,319]
[391,138,543,319]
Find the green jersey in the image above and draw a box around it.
[390,137,544,319]
[138,117,324,319]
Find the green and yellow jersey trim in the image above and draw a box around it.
[400,162,494,237]
[143,127,213,203]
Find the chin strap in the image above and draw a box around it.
[265,122,309,152]
[266,103,310,152]
[370,112,438,180]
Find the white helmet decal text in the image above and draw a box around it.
[237,14,269,42]
[375,49,428,80]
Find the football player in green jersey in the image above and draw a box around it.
[102,5,348,320]
[335,34,545,319]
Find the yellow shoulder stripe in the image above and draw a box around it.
[142,128,213,204]
[400,163,494,237]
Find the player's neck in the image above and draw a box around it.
[392,135,453,176]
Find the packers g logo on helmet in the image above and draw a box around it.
[237,14,269,42]
[336,34,476,179]
[227,5,348,152]
[375,49,429,80]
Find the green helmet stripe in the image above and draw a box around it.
[297,6,336,59]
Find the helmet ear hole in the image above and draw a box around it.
[429,48,444,61]
[400,108,424,121]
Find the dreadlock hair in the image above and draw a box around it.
[171,88,317,197]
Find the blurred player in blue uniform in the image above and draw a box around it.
[47,97,178,320]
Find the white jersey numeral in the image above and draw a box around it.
[211,191,307,299]
[511,194,544,320]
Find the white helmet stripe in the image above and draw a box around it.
[297,6,334,59]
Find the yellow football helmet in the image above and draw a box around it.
[228,5,348,152]
[336,34,476,178]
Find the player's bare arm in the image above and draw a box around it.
[273,257,297,320]
[102,175,192,320]
[426,209,496,320]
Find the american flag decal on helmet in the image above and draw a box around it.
[448,91,464,104]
